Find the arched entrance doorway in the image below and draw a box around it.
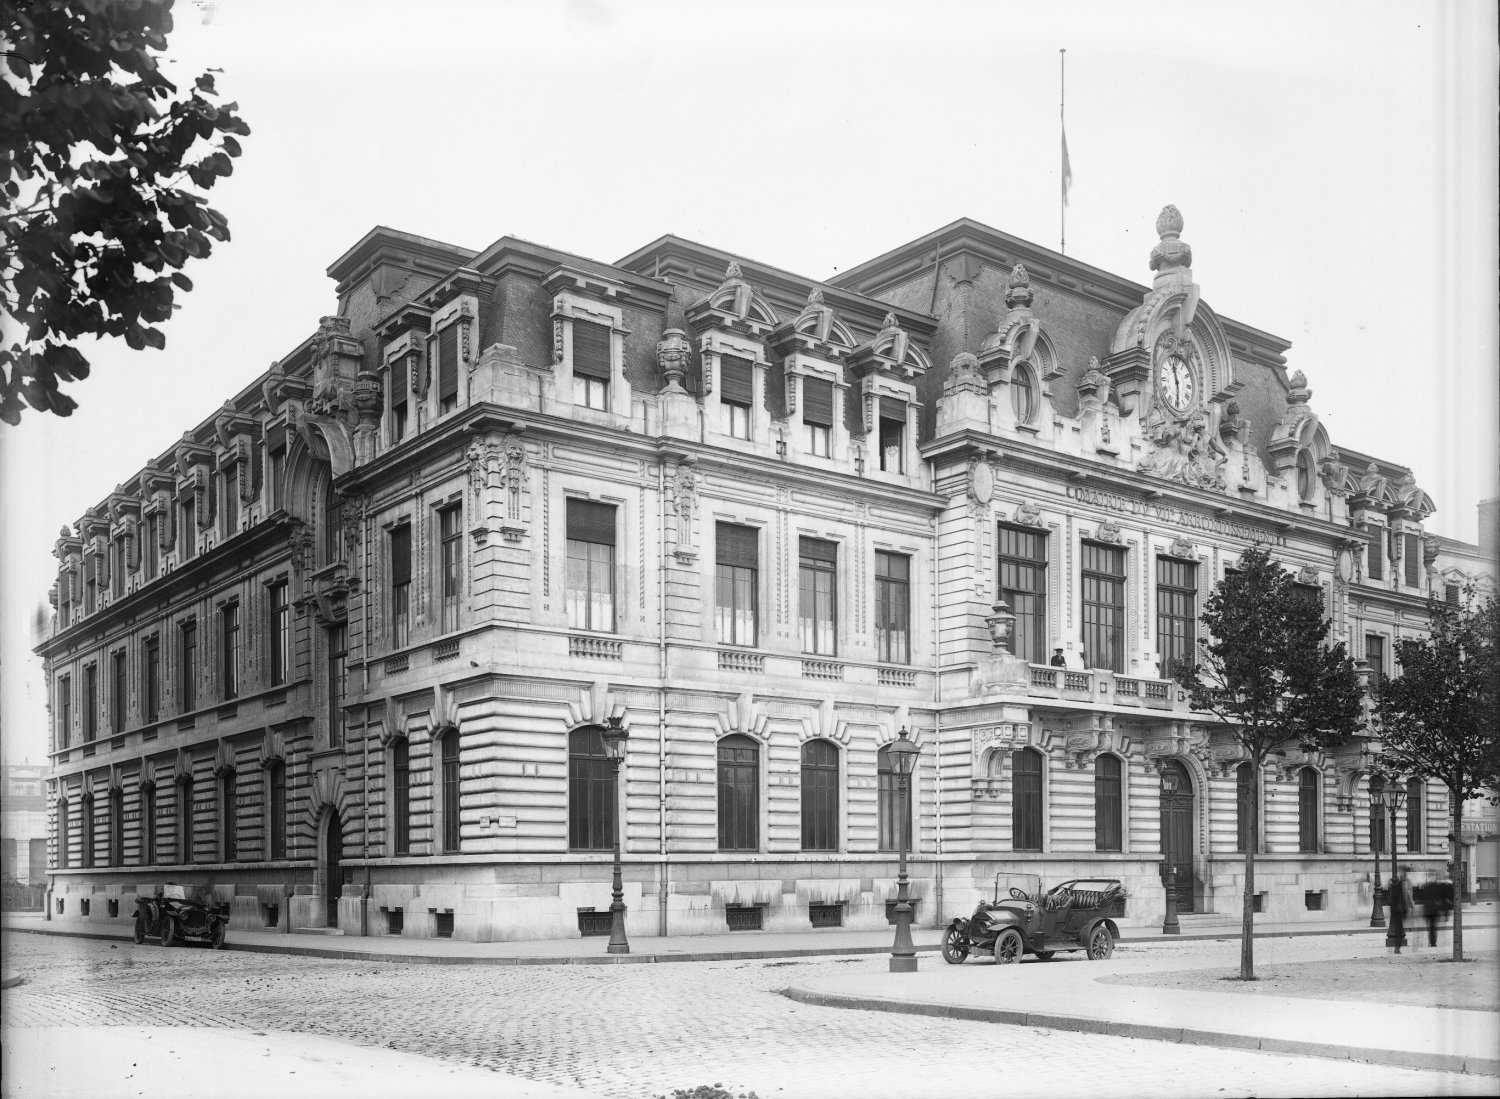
[324,811,343,928]
[1158,759,1195,913]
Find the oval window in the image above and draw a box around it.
[1011,364,1036,424]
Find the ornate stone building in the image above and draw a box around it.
[39,208,1459,940]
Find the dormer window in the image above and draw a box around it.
[222,463,239,536]
[435,323,459,416]
[1011,363,1037,425]
[719,355,753,439]
[390,354,409,441]
[804,376,834,457]
[571,318,611,411]
[878,399,906,474]
[1296,450,1316,502]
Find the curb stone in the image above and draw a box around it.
[780,986,1500,1078]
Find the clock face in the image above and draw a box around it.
[1157,354,1195,412]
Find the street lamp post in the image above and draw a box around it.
[1365,754,1386,929]
[887,727,920,974]
[599,715,630,956]
[1383,779,1407,951]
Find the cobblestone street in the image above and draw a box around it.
[4,932,1495,1099]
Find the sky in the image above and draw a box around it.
[1,0,1496,766]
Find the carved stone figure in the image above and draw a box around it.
[1139,405,1227,490]
[502,433,527,522]
[674,463,698,551]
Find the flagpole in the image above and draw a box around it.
[1060,48,1067,255]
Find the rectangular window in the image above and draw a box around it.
[391,743,410,856]
[437,323,459,415]
[390,355,409,441]
[177,776,193,864]
[798,537,838,655]
[1156,557,1198,679]
[268,582,289,687]
[1406,778,1423,852]
[389,524,411,647]
[268,445,285,511]
[143,638,160,723]
[144,514,159,579]
[83,663,98,741]
[180,499,196,561]
[1081,541,1127,672]
[717,738,759,851]
[58,675,71,749]
[719,354,753,439]
[1446,583,1462,606]
[1365,633,1386,683]
[1094,755,1122,852]
[1366,528,1383,581]
[439,504,462,634]
[110,540,123,598]
[441,733,461,853]
[566,499,616,632]
[222,465,239,536]
[1403,533,1420,587]
[179,621,197,712]
[571,318,611,410]
[878,400,906,473]
[715,523,759,647]
[221,769,237,862]
[997,525,1048,663]
[803,376,834,457]
[327,624,347,748]
[268,761,286,860]
[220,603,239,701]
[84,556,96,614]
[874,551,911,664]
[142,784,156,865]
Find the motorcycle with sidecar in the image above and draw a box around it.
[941,874,1125,965]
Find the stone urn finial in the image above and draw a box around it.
[1150,205,1192,274]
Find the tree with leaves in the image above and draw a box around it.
[1,0,249,424]
[1373,590,1500,963]
[1173,544,1366,980]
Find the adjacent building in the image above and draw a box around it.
[38,207,1471,940]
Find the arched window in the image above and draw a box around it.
[56,797,69,870]
[109,787,124,866]
[1011,748,1043,852]
[438,728,461,853]
[1406,778,1423,853]
[220,768,237,862]
[141,783,156,865]
[81,794,95,869]
[877,743,913,852]
[717,735,759,852]
[1011,363,1037,424]
[389,742,410,856]
[178,775,194,863]
[1236,763,1254,853]
[1094,754,1122,852]
[568,727,616,852]
[1368,774,1386,853]
[800,740,839,852]
[267,761,286,860]
[1298,767,1319,853]
[321,477,343,566]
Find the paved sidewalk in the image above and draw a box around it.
[786,928,1500,1078]
[7,905,1495,968]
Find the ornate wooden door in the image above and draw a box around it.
[324,811,342,928]
[1159,760,1195,913]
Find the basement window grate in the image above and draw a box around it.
[386,907,404,934]
[808,903,843,928]
[433,910,454,938]
[107,899,119,918]
[577,909,612,937]
[264,904,279,928]
[1252,892,1266,914]
[80,898,90,917]
[725,905,764,931]
[1304,890,1325,911]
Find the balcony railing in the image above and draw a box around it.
[802,660,844,681]
[569,635,623,661]
[1026,664,1178,708]
[718,650,765,673]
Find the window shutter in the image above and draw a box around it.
[572,320,612,381]
[803,377,834,427]
[799,536,837,564]
[1367,530,1384,580]
[879,396,906,423]
[1403,533,1420,587]
[438,325,458,400]
[567,499,616,545]
[716,523,758,568]
[391,355,408,405]
[720,355,753,405]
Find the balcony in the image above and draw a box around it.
[1026,665,1177,710]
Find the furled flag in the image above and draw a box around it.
[1061,124,1073,207]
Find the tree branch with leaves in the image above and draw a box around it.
[1,0,249,424]
[1173,544,1365,979]
[1373,590,1500,962]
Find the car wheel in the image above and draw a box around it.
[941,927,970,965]
[1086,925,1114,960]
[133,917,146,945]
[993,927,1024,965]
[211,922,226,950]
[1034,950,1056,961]
[159,918,176,948]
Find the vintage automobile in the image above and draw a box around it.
[941,874,1125,965]
[133,888,230,949]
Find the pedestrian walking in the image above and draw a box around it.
[1389,865,1413,953]
[1416,877,1440,948]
